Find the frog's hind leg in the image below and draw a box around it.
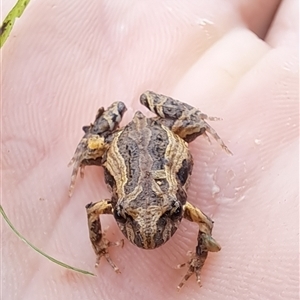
[68,102,127,196]
[140,91,231,154]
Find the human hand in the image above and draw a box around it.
[2,1,298,299]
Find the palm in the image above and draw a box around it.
[2,1,298,299]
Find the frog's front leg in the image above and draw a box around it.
[177,202,221,290]
[68,101,127,196]
[140,91,232,154]
[86,200,124,273]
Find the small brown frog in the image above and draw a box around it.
[69,91,231,289]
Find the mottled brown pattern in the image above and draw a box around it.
[69,91,230,289]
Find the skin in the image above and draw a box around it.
[2,0,298,299]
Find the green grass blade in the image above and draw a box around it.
[0,204,95,276]
[1,0,31,48]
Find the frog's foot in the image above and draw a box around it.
[68,101,127,197]
[68,134,108,197]
[86,201,124,272]
[94,235,125,273]
[200,119,233,155]
[140,91,232,154]
[176,251,207,290]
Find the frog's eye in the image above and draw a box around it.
[113,207,127,224]
[172,205,182,218]
[166,202,182,220]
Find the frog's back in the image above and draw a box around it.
[103,111,191,207]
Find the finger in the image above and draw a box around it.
[265,0,298,48]
[232,0,282,38]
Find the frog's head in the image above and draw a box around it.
[113,197,184,249]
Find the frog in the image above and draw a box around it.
[68,91,231,289]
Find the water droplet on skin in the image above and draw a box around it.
[227,169,236,181]
[234,186,245,192]
[254,139,262,145]
[196,18,214,26]
[214,194,246,205]
[214,196,235,205]
[211,184,220,196]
